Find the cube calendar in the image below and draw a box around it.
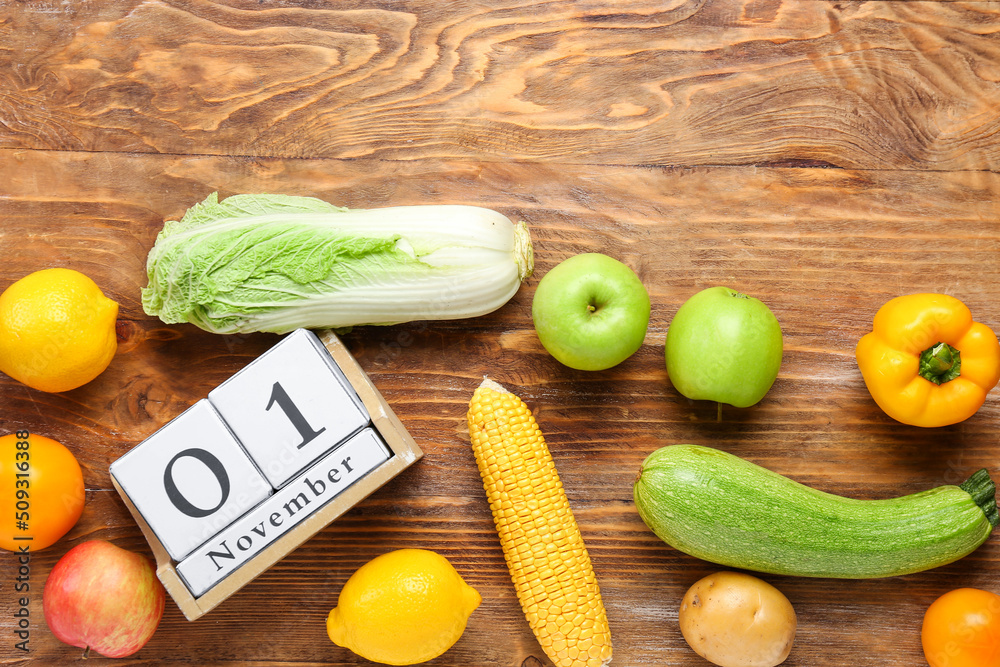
[110,329,422,621]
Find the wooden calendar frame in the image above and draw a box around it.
[111,329,423,621]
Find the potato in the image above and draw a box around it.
[678,571,796,667]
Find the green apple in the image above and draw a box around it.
[532,253,650,371]
[665,286,782,407]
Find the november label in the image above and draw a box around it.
[177,428,391,597]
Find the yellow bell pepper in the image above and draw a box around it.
[856,293,1000,427]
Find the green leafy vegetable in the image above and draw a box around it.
[141,193,533,334]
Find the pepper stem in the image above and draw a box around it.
[918,342,961,385]
[960,469,999,528]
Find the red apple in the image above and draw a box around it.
[43,539,165,658]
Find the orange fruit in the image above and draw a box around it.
[922,587,1000,667]
[0,268,118,392]
[0,432,86,552]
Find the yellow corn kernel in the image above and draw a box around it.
[467,378,613,667]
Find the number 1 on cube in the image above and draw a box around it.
[266,381,327,450]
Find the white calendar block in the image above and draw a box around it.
[209,329,369,488]
[176,428,391,597]
[110,399,272,562]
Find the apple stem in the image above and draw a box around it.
[83,646,91,659]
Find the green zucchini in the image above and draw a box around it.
[633,444,999,578]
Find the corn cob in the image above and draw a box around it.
[467,378,613,667]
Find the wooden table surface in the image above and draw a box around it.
[2,1,1000,665]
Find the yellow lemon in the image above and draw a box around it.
[327,548,481,665]
[0,268,119,393]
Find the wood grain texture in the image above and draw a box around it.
[2,0,1000,664]
[1,150,999,665]
[2,0,1000,169]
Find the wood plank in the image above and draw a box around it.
[0,149,998,664]
[2,1,999,169]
